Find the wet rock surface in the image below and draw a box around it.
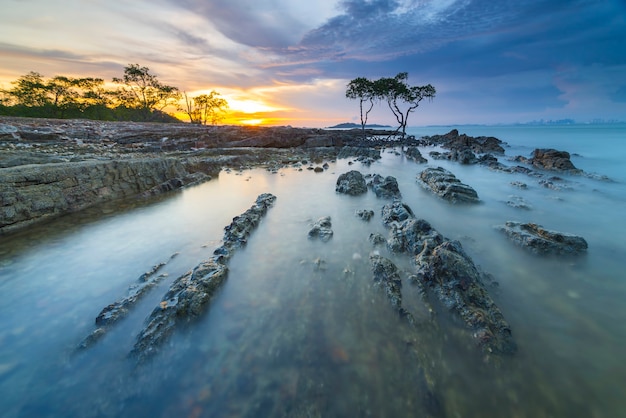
[380,201,516,355]
[131,193,276,362]
[496,221,588,256]
[506,195,532,210]
[0,157,215,235]
[336,146,381,165]
[77,255,178,350]
[367,174,402,199]
[355,209,374,221]
[528,149,580,172]
[418,167,480,204]
[369,255,415,323]
[335,170,367,195]
[308,216,334,242]
[0,117,396,235]
[404,146,428,163]
[420,129,506,154]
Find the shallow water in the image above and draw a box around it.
[1,125,625,417]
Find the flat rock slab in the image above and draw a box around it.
[418,167,479,204]
[496,221,588,256]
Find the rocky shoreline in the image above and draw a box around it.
[1,116,595,254]
[0,117,400,235]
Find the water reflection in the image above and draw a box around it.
[1,148,625,417]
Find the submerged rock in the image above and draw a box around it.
[496,221,588,256]
[369,233,387,245]
[506,195,532,210]
[367,174,402,199]
[355,209,374,221]
[335,170,367,195]
[370,255,415,323]
[308,216,334,242]
[77,254,178,350]
[337,146,381,165]
[131,193,276,362]
[380,201,516,355]
[418,167,480,204]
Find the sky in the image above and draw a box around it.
[1,0,625,127]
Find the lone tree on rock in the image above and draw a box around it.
[346,72,435,138]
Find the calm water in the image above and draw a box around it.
[0,125,625,417]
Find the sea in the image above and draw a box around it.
[0,124,624,417]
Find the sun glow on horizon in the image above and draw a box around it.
[240,118,263,125]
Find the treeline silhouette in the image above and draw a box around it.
[0,64,183,122]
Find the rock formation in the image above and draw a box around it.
[335,170,367,195]
[367,174,402,199]
[529,149,579,171]
[77,254,178,350]
[404,146,428,163]
[421,129,505,154]
[355,209,374,221]
[369,255,416,323]
[131,193,276,362]
[0,158,213,235]
[418,167,480,204]
[496,221,588,256]
[308,216,334,242]
[380,201,516,355]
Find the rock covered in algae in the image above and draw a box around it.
[380,201,516,354]
[131,193,276,361]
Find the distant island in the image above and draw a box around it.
[327,123,392,129]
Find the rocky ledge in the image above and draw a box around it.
[0,117,402,236]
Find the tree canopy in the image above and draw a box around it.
[112,64,180,119]
[346,73,436,137]
[345,77,376,134]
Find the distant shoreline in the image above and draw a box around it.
[327,123,392,129]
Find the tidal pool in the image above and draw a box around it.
[1,145,625,417]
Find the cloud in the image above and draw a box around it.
[168,0,335,48]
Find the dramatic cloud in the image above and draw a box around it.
[0,0,625,125]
